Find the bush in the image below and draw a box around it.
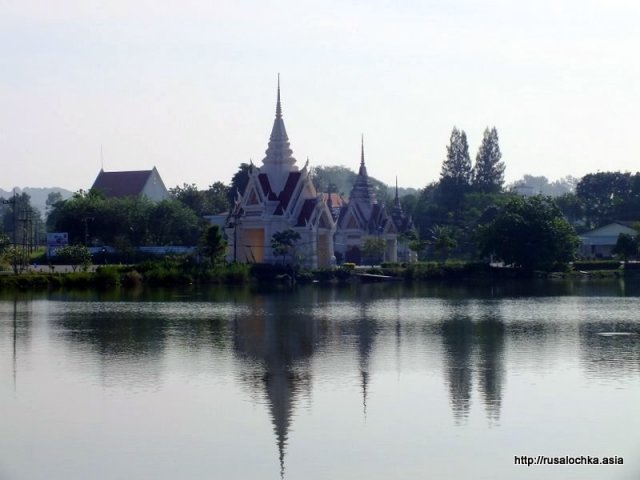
[335,267,353,281]
[572,261,621,271]
[404,261,491,281]
[145,268,193,286]
[122,270,143,287]
[94,266,121,288]
[342,263,356,270]
[224,263,250,284]
[0,274,50,289]
[61,272,93,288]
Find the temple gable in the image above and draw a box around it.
[225,79,336,268]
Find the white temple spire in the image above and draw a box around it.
[276,73,282,119]
[262,74,297,177]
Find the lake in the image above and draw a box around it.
[1,280,639,480]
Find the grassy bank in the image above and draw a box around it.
[1,258,637,290]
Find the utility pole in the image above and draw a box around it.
[1,189,17,245]
[228,209,243,263]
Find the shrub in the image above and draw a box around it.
[122,270,143,287]
[224,263,250,284]
[94,266,121,288]
[572,261,621,271]
[61,272,93,288]
[335,267,353,281]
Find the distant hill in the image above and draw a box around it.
[0,187,74,217]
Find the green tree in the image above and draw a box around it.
[147,200,200,245]
[56,244,92,272]
[429,225,457,260]
[171,183,206,216]
[204,182,231,214]
[199,225,227,264]
[0,229,9,254]
[476,195,580,272]
[576,172,635,229]
[171,182,230,216]
[473,127,505,193]
[310,164,391,203]
[48,193,199,247]
[271,229,301,264]
[441,127,472,192]
[3,245,29,274]
[45,191,63,218]
[362,237,386,266]
[229,163,252,205]
[612,233,638,263]
[406,231,428,257]
[555,192,585,228]
[311,165,357,196]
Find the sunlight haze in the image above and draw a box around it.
[1,0,639,192]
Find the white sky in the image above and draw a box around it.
[1,0,639,192]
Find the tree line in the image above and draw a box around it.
[4,123,640,271]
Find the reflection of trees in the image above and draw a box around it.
[475,317,505,425]
[57,301,232,389]
[440,306,507,425]
[57,310,168,388]
[233,293,319,479]
[579,322,640,380]
[441,315,473,423]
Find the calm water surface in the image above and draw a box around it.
[1,280,639,480]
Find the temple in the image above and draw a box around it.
[225,78,413,267]
[225,78,336,268]
[333,137,398,264]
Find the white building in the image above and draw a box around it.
[334,138,398,264]
[225,81,336,268]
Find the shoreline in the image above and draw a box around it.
[0,261,636,291]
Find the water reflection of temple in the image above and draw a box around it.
[354,304,378,419]
[233,293,319,479]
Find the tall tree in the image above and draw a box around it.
[441,127,472,191]
[473,127,505,193]
[199,225,227,264]
[228,163,252,205]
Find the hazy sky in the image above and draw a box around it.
[2,0,639,192]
